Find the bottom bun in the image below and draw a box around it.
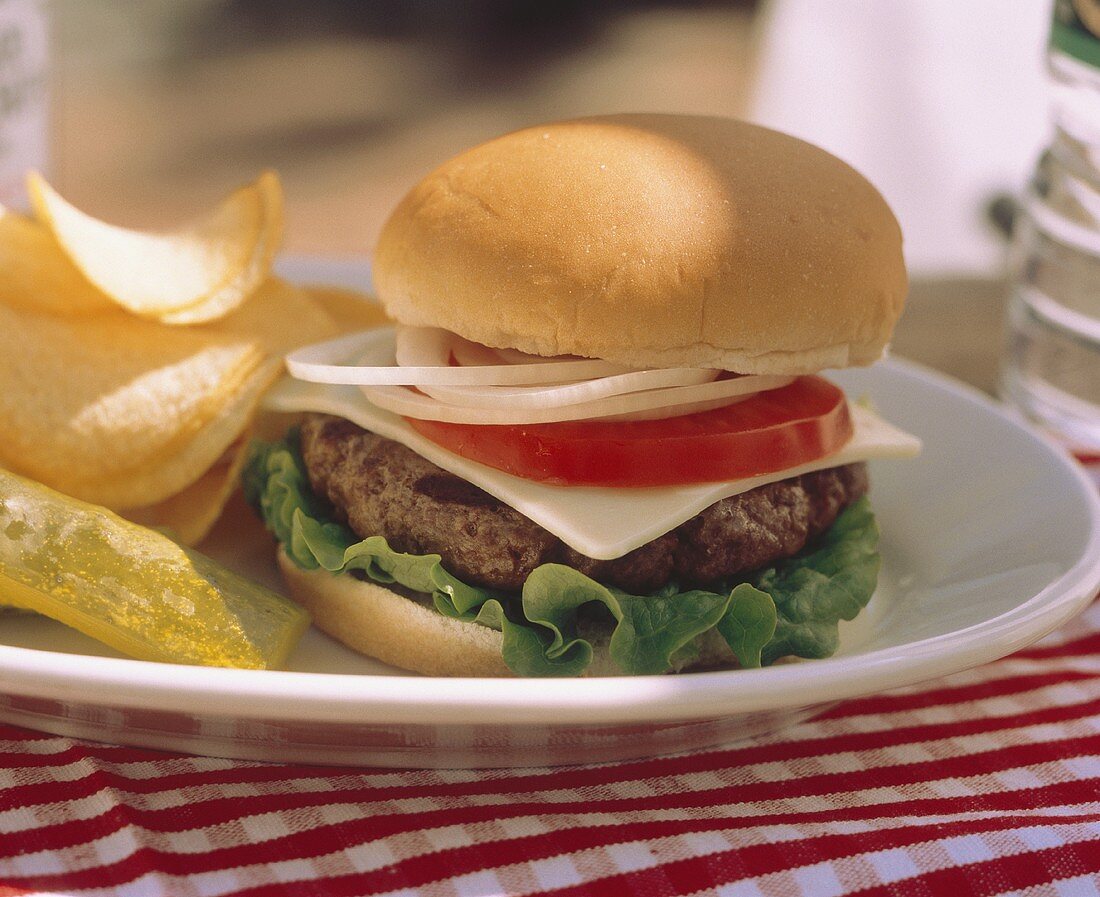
[277,549,741,677]
[277,549,512,676]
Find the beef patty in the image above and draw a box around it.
[300,414,869,594]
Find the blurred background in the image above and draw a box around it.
[47,0,1049,269]
[51,0,755,254]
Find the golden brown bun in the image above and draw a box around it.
[277,550,739,677]
[374,114,906,374]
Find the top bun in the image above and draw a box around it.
[373,114,906,374]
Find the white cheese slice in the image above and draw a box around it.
[265,378,921,560]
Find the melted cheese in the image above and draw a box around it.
[265,379,921,560]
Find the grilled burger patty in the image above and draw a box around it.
[300,414,869,594]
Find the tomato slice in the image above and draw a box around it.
[405,376,853,487]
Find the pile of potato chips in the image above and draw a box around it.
[0,171,383,544]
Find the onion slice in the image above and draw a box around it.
[287,325,795,425]
[286,327,629,386]
[421,368,717,410]
[362,376,795,425]
[425,331,555,368]
[396,324,633,381]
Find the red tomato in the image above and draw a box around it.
[405,376,853,487]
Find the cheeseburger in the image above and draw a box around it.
[245,114,920,677]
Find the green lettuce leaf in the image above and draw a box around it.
[243,433,881,677]
[754,497,880,664]
[715,583,778,669]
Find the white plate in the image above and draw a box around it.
[1,260,1099,768]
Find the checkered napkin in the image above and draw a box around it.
[1,586,1097,897]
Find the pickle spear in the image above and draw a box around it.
[0,467,309,668]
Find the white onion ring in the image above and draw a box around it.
[447,336,508,368]
[421,368,717,410]
[286,327,627,386]
[395,325,632,382]
[288,325,794,425]
[448,335,553,368]
[362,375,794,424]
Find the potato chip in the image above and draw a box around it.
[80,361,281,509]
[124,433,252,545]
[0,275,353,515]
[205,276,345,356]
[2,169,382,548]
[0,301,266,494]
[0,207,112,315]
[27,170,283,325]
[40,360,281,510]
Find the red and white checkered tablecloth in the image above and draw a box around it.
[0,592,1096,897]
[2,457,1099,897]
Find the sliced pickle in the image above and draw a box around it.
[0,468,308,668]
